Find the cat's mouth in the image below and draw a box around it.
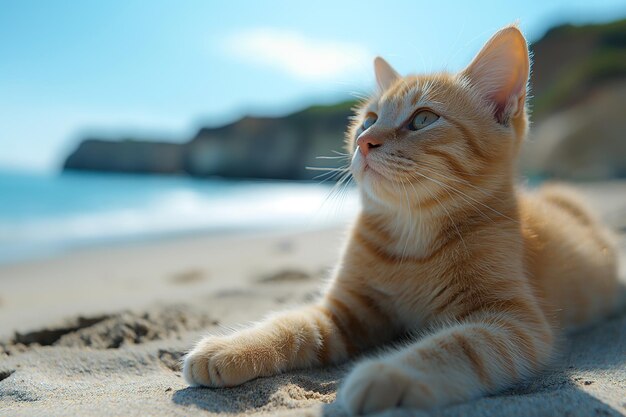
[350,150,390,183]
[362,160,386,180]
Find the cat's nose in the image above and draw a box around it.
[357,134,382,157]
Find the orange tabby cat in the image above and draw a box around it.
[183,25,622,414]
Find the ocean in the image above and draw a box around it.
[0,170,358,264]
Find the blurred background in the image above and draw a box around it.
[1,0,626,264]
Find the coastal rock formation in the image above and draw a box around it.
[522,81,626,180]
[183,104,353,180]
[64,139,184,175]
[64,103,353,181]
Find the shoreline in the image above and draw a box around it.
[0,220,353,268]
[0,170,360,266]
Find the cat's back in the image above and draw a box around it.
[518,183,621,329]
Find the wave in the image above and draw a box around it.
[0,180,359,263]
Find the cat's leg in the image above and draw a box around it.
[339,304,554,414]
[184,287,395,387]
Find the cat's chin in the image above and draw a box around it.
[352,157,411,204]
[358,172,410,209]
[353,158,387,182]
[359,172,440,212]
[358,166,389,194]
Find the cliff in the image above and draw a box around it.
[529,19,626,120]
[64,139,184,175]
[63,19,626,180]
[183,102,353,180]
[63,102,353,181]
[520,19,626,180]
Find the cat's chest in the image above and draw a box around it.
[346,225,467,330]
[366,260,454,330]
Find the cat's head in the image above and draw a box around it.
[348,26,530,210]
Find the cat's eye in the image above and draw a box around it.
[408,110,439,131]
[361,113,377,131]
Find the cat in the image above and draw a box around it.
[183,25,622,414]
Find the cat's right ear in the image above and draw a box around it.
[374,57,400,91]
[461,25,530,124]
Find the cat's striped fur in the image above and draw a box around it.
[183,25,622,414]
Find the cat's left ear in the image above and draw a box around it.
[374,57,400,91]
[461,25,530,123]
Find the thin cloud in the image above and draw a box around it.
[224,28,371,81]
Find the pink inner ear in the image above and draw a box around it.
[490,92,517,123]
[490,93,508,123]
[489,69,526,123]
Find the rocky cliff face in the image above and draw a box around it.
[521,19,626,180]
[64,102,353,180]
[183,104,353,180]
[521,81,626,180]
[63,19,626,181]
[64,139,185,175]
[529,19,626,121]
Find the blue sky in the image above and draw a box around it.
[1,0,625,172]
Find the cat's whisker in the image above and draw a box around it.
[312,170,345,183]
[408,169,518,223]
[405,171,469,254]
[315,156,350,160]
[417,159,511,181]
[416,163,512,202]
[306,166,350,172]
[443,21,468,72]
[327,171,355,219]
[311,168,349,182]
[348,91,371,102]
[405,169,496,225]
[399,180,414,263]
[321,168,354,213]
[416,172,494,226]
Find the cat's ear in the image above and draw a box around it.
[374,57,400,91]
[461,25,529,123]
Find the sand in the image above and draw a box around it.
[1,182,625,416]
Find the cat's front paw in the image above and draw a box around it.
[183,335,258,388]
[338,360,436,415]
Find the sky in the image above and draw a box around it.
[1,0,625,172]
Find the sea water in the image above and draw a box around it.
[0,170,358,264]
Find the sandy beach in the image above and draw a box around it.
[1,182,625,416]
